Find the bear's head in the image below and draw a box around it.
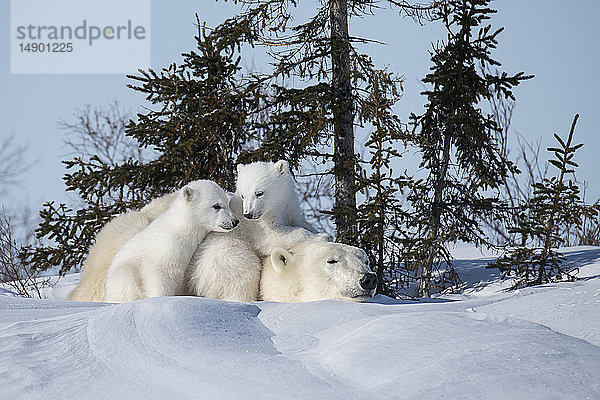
[236,160,292,220]
[182,180,239,232]
[260,240,377,302]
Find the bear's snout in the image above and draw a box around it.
[244,211,262,220]
[359,273,377,291]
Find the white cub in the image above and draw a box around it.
[104,180,238,303]
[185,160,328,301]
[69,192,177,302]
[236,161,317,234]
[235,160,332,251]
[260,240,377,302]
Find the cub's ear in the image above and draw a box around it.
[270,248,293,273]
[274,160,289,175]
[236,164,243,175]
[182,186,194,202]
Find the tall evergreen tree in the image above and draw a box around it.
[330,0,357,243]
[488,115,600,288]
[409,0,531,297]
[23,23,260,274]
[214,0,440,244]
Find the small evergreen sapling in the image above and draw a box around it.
[355,69,411,296]
[488,114,600,288]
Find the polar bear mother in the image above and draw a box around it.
[70,161,323,302]
[261,239,378,302]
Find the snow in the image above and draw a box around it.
[1,247,600,399]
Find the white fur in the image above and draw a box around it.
[185,161,328,301]
[68,193,177,302]
[185,234,262,302]
[237,160,316,233]
[260,240,376,302]
[70,161,327,303]
[104,180,238,303]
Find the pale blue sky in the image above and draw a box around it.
[1,0,599,212]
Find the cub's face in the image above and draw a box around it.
[183,181,240,232]
[269,241,376,302]
[236,160,289,220]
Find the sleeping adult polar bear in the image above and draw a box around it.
[260,239,377,302]
[183,162,377,303]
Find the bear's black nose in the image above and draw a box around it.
[243,213,253,220]
[232,219,240,227]
[360,273,377,291]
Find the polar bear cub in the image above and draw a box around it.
[237,161,317,232]
[104,180,239,303]
[260,239,377,302]
[235,160,331,251]
[69,192,177,302]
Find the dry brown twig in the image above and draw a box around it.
[0,208,53,298]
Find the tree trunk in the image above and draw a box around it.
[330,0,356,244]
[376,168,385,294]
[419,132,452,297]
[377,208,385,294]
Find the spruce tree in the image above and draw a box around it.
[355,68,411,295]
[409,0,531,297]
[213,0,440,244]
[488,114,600,288]
[23,22,260,274]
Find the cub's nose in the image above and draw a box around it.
[243,213,253,220]
[232,219,240,227]
[360,273,377,291]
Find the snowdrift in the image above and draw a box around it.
[1,247,600,399]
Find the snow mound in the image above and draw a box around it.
[1,246,600,399]
[260,301,600,399]
[0,286,20,297]
[0,297,346,399]
[0,296,599,399]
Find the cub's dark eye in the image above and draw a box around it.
[327,259,338,264]
[212,204,222,210]
[255,191,264,197]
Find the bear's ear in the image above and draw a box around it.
[183,186,194,202]
[270,248,293,273]
[236,163,243,175]
[274,160,289,175]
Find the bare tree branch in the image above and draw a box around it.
[59,100,149,166]
[0,136,32,196]
[0,207,52,298]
